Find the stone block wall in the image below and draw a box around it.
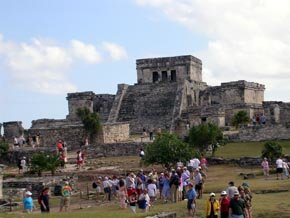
[263,101,290,125]
[3,121,24,141]
[101,123,129,143]
[233,124,290,141]
[93,94,115,122]
[66,92,95,121]
[136,55,202,84]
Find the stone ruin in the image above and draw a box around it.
[2,55,290,147]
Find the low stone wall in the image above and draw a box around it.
[86,142,147,158]
[226,124,290,142]
[101,123,129,143]
[208,156,290,166]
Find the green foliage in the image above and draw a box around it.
[144,132,193,169]
[31,153,61,176]
[188,123,224,156]
[77,107,101,140]
[261,141,283,161]
[0,141,9,157]
[232,110,250,128]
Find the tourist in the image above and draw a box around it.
[128,192,138,213]
[23,191,34,213]
[161,172,171,203]
[59,181,72,212]
[139,148,145,159]
[193,169,203,199]
[205,192,220,218]
[200,156,208,172]
[158,172,164,199]
[118,179,128,209]
[56,139,63,154]
[261,157,269,179]
[17,157,23,174]
[186,183,197,218]
[76,150,84,170]
[282,159,289,179]
[126,172,136,197]
[20,156,27,173]
[226,181,238,199]
[252,116,256,126]
[149,128,154,141]
[276,157,283,180]
[94,177,103,202]
[111,175,119,199]
[147,179,157,204]
[219,191,230,218]
[169,169,179,203]
[138,189,150,212]
[260,114,266,125]
[229,190,245,218]
[39,187,50,213]
[192,157,200,171]
[243,187,253,218]
[103,176,112,201]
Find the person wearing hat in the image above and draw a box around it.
[229,190,245,218]
[185,182,197,218]
[219,191,230,218]
[205,192,220,218]
[59,181,72,212]
[23,191,34,213]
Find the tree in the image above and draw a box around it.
[261,141,283,162]
[188,123,224,156]
[30,153,61,176]
[232,110,250,129]
[77,107,101,143]
[0,141,9,157]
[144,132,193,169]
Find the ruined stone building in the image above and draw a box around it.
[2,55,290,147]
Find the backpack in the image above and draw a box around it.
[92,182,98,189]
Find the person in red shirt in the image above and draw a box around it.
[57,140,63,153]
[219,191,230,218]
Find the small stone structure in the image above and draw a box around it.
[28,119,129,149]
[3,121,24,141]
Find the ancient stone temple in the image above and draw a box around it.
[65,55,269,135]
[3,55,290,145]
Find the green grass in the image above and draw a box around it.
[3,140,290,218]
[215,140,290,158]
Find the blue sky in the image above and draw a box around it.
[1,0,290,128]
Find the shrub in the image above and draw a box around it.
[261,141,283,162]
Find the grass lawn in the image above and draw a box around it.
[215,140,290,158]
[2,141,290,218]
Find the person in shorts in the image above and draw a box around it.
[59,181,72,212]
[186,183,197,218]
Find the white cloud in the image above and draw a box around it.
[0,35,128,95]
[70,40,102,64]
[102,42,128,61]
[135,0,290,101]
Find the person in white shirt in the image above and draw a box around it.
[147,179,157,204]
[103,177,112,201]
[276,157,283,180]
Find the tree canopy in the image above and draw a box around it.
[144,132,193,169]
[31,153,61,176]
[188,123,224,156]
[261,141,283,161]
[77,107,101,142]
[232,110,250,128]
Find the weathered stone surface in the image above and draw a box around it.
[3,121,24,141]
[228,124,290,142]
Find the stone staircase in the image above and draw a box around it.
[116,82,179,133]
[107,84,129,123]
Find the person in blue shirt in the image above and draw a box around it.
[186,183,197,218]
[23,191,34,213]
